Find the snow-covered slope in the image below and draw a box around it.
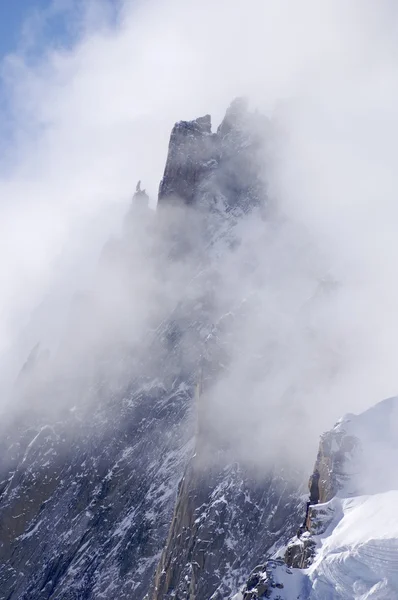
[308,492,398,599]
[235,397,398,599]
[307,397,398,599]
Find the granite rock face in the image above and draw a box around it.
[159,114,215,207]
[309,428,358,505]
[150,448,302,599]
[159,98,268,215]
[0,370,195,599]
[0,101,303,600]
[148,101,303,600]
[283,422,358,572]
[234,420,357,596]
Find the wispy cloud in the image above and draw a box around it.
[1,0,398,467]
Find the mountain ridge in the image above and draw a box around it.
[1,100,395,600]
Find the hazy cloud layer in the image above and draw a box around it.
[1,0,398,466]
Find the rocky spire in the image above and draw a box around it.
[133,180,149,208]
[158,114,216,206]
[157,99,269,216]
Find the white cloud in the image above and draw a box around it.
[1,0,398,466]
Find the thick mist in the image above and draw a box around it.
[1,0,398,471]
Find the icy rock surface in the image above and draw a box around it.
[0,101,303,600]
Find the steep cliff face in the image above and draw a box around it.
[147,102,304,600]
[150,434,302,600]
[158,114,215,207]
[158,98,267,216]
[0,368,195,599]
[0,100,304,600]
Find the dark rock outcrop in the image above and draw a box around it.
[238,560,288,599]
[284,426,355,571]
[159,98,268,216]
[310,429,358,504]
[158,114,215,207]
[150,452,302,600]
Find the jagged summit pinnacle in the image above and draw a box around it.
[158,112,216,206]
[172,113,212,136]
[158,98,267,213]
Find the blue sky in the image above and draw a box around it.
[0,0,122,156]
[0,1,122,70]
[0,0,53,58]
[0,1,59,158]
[0,1,121,64]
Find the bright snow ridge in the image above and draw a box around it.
[234,397,398,599]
